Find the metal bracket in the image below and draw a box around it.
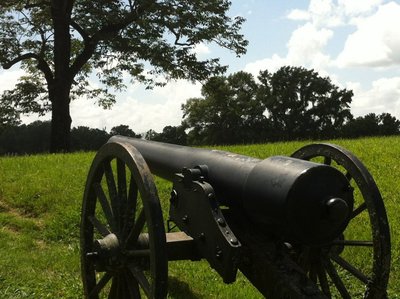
[169,167,241,283]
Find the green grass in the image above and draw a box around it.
[0,136,399,298]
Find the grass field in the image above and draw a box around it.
[0,136,399,298]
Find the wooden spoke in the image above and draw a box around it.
[94,183,116,232]
[117,158,127,202]
[325,259,351,299]
[129,265,151,298]
[331,254,369,284]
[331,239,373,247]
[125,269,142,299]
[120,176,138,247]
[316,261,331,298]
[104,161,118,201]
[323,156,332,165]
[89,272,113,298]
[108,273,120,299]
[115,272,130,299]
[104,161,121,233]
[127,209,146,246]
[88,215,110,237]
[351,202,367,219]
[128,173,138,203]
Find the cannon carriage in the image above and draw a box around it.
[80,136,391,298]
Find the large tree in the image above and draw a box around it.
[182,67,355,145]
[0,0,247,152]
[110,124,141,138]
[257,66,353,140]
[182,71,267,145]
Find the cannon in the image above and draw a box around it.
[80,136,391,298]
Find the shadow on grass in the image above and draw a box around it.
[168,276,203,299]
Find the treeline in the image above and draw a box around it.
[1,66,400,155]
[1,111,399,156]
[0,121,191,155]
[0,123,140,155]
[181,67,400,144]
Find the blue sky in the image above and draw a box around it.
[1,0,400,133]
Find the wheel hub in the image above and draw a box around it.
[87,233,125,271]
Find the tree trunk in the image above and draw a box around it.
[50,0,74,153]
[50,87,72,153]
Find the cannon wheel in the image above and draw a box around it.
[291,143,391,298]
[81,141,168,299]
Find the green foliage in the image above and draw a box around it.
[0,0,248,151]
[0,122,144,154]
[147,125,188,145]
[0,76,50,117]
[258,66,353,140]
[343,113,400,138]
[0,121,51,154]
[182,66,357,145]
[1,137,400,297]
[70,126,110,152]
[182,71,268,145]
[0,99,20,131]
[110,124,141,138]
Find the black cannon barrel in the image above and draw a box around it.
[110,136,352,245]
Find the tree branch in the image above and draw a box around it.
[2,53,38,69]
[92,13,139,42]
[70,20,89,42]
[69,40,96,78]
[2,53,53,84]
[69,10,141,77]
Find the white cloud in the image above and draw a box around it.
[336,2,400,67]
[287,9,310,21]
[349,77,400,118]
[288,0,385,29]
[69,80,201,133]
[338,0,383,16]
[244,22,333,76]
[17,73,201,133]
[288,0,343,28]
[287,23,333,68]
[0,69,25,92]
[191,43,211,56]
[244,54,288,77]
[309,0,342,27]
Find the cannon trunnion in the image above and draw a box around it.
[80,137,391,299]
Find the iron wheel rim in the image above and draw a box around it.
[81,141,167,299]
[291,143,391,298]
